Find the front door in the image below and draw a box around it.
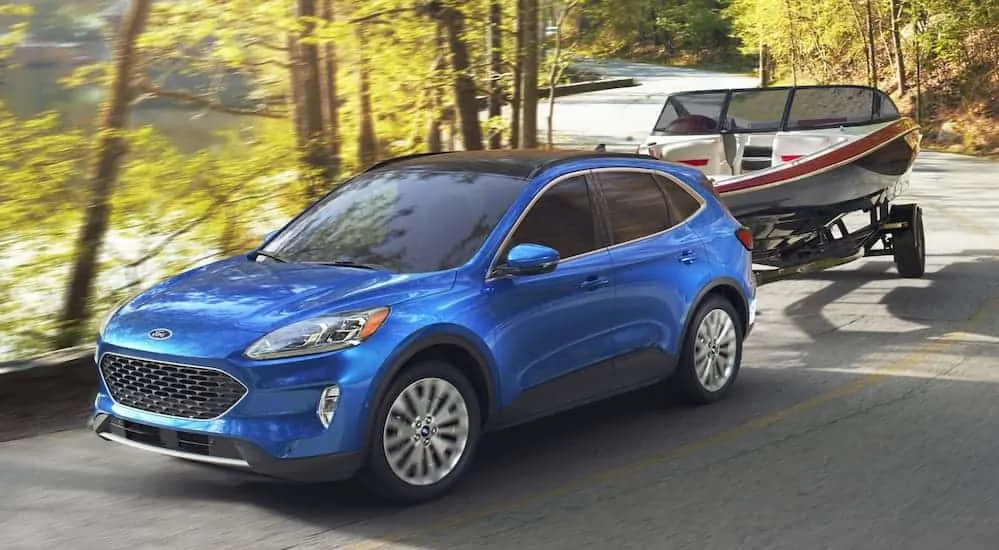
[482,173,620,424]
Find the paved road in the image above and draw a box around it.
[4,62,999,550]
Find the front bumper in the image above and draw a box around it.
[90,342,391,481]
[90,413,363,482]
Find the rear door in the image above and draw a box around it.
[592,168,712,386]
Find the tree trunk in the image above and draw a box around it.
[56,0,152,348]
[510,0,525,148]
[866,0,877,87]
[320,0,341,179]
[296,0,330,198]
[890,0,906,94]
[546,1,578,149]
[287,34,307,150]
[426,24,446,153]
[783,0,799,85]
[356,25,377,166]
[435,6,483,151]
[486,0,503,149]
[520,0,539,148]
[758,39,770,87]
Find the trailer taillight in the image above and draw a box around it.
[735,227,754,251]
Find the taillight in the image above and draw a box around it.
[735,227,753,251]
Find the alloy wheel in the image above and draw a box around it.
[382,377,471,486]
[693,308,739,392]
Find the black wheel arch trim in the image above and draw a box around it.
[359,332,499,455]
[681,277,751,342]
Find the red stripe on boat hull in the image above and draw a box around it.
[718,118,920,194]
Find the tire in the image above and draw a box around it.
[358,359,482,504]
[673,295,744,405]
[892,204,926,278]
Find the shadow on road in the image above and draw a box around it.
[4,253,999,548]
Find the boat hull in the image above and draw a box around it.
[715,119,921,263]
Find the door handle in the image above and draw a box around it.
[678,249,697,265]
[579,276,610,291]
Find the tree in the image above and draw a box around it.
[546,0,580,148]
[420,2,484,151]
[510,0,525,148]
[520,0,539,148]
[320,0,342,177]
[889,0,906,94]
[294,0,333,197]
[486,0,504,149]
[355,23,377,166]
[56,0,152,348]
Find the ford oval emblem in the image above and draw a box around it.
[148,328,173,341]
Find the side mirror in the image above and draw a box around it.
[498,243,559,277]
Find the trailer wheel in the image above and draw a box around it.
[890,204,925,278]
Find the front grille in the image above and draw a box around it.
[100,353,247,420]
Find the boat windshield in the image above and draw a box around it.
[653,85,901,136]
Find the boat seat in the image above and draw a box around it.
[654,136,730,176]
[771,133,850,166]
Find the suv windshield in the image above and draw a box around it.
[261,168,529,273]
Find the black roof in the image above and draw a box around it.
[363,149,644,179]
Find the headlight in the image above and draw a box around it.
[244,306,390,360]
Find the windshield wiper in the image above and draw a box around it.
[307,258,387,271]
[254,251,287,263]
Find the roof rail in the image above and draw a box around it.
[362,151,450,173]
[525,150,659,179]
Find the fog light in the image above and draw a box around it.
[317,385,341,428]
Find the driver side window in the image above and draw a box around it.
[506,175,598,261]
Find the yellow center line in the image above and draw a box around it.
[341,290,999,550]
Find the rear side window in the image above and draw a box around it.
[596,171,671,244]
[655,174,703,223]
[507,175,598,260]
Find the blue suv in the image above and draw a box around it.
[92,149,757,503]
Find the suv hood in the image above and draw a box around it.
[108,256,456,337]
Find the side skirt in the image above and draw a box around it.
[486,347,677,432]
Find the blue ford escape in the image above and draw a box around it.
[92,149,757,503]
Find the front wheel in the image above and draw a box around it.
[672,295,745,405]
[359,360,482,503]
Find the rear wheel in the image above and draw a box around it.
[359,360,481,503]
[673,295,744,405]
[891,204,926,278]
